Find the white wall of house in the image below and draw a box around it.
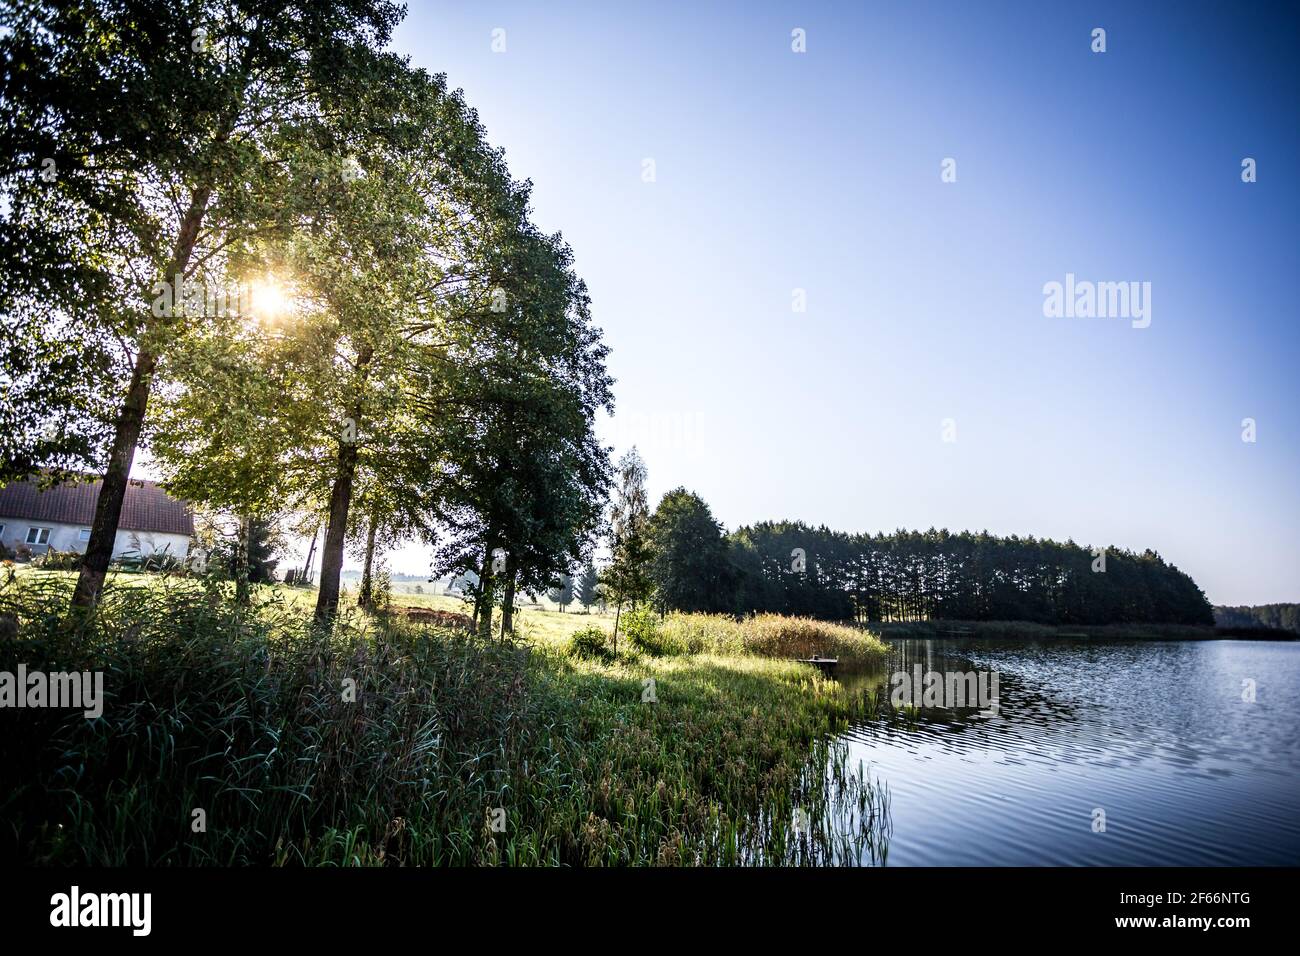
[0,519,190,561]
[110,529,191,561]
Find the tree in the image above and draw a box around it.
[0,0,409,611]
[148,61,526,623]
[647,488,730,613]
[723,522,1213,626]
[575,564,600,613]
[602,448,653,648]
[426,222,612,639]
[237,518,281,584]
[547,575,575,612]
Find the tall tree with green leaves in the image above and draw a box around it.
[603,448,652,646]
[0,0,409,610]
[647,487,730,613]
[426,222,613,639]
[151,62,524,622]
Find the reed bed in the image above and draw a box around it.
[653,612,887,662]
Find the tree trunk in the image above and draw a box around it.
[234,514,251,606]
[475,542,496,640]
[313,346,373,623]
[301,525,319,585]
[612,599,622,656]
[314,434,360,621]
[358,514,379,611]
[72,187,212,610]
[500,551,517,637]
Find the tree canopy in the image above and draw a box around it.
[1,1,613,629]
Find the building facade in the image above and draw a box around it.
[0,477,194,562]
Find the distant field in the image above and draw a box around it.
[383,585,614,648]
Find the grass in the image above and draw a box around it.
[0,567,890,866]
[655,612,887,661]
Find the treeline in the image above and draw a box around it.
[1213,604,1300,634]
[638,491,1214,627]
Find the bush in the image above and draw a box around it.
[33,548,81,571]
[622,606,687,656]
[113,547,186,574]
[566,625,613,662]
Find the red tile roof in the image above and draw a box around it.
[0,477,194,536]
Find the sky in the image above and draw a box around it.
[279,1,1298,604]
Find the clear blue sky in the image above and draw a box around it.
[369,2,1299,604]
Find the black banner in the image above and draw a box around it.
[0,867,1285,942]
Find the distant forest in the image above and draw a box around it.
[1213,604,1300,634]
[654,514,1215,626]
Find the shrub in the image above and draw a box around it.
[566,625,613,662]
[33,548,81,571]
[620,606,684,656]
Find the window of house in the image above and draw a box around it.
[79,528,92,542]
[26,527,51,545]
[0,523,5,538]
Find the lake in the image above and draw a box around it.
[836,636,1300,865]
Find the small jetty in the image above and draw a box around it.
[795,655,839,675]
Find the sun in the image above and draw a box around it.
[246,274,292,323]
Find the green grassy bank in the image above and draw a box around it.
[0,569,889,866]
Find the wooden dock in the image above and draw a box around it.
[795,655,839,675]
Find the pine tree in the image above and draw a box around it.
[547,574,575,612]
[575,564,600,612]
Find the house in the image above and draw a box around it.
[0,476,194,561]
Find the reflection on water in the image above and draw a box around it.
[835,637,1300,865]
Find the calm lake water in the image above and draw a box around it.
[836,637,1300,865]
